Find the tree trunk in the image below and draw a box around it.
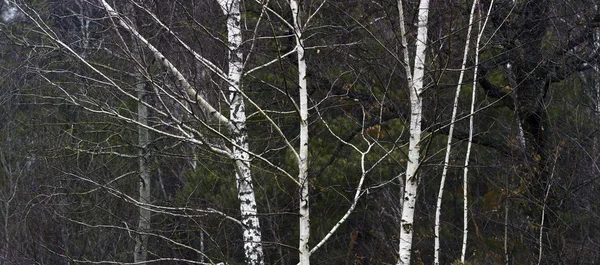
[397,0,430,264]
[218,1,264,264]
[289,0,310,264]
[131,4,150,263]
[134,77,150,264]
[433,1,477,263]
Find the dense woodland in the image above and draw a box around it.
[1,0,600,264]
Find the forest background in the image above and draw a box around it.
[1,0,600,264]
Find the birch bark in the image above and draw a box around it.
[98,1,264,263]
[461,3,493,261]
[217,1,264,264]
[434,1,477,263]
[397,1,430,264]
[289,0,310,263]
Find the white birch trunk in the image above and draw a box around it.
[290,0,310,264]
[398,1,430,264]
[218,1,264,264]
[461,1,493,261]
[98,1,263,263]
[433,1,477,263]
[396,0,412,214]
[397,0,413,85]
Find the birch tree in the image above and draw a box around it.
[460,2,493,262]
[100,0,265,263]
[7,0,267,263]
[215,0,265,263]
[130,8,151,263]
[5,0,600,264]
[433,1,477,263]
[397,0,431,264]
[134,59,150,264]
[289,0,310,263]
